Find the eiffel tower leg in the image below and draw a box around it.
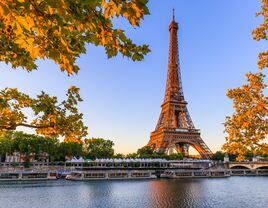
[192,143,212,159]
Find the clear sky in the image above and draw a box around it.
[0,1,265,154]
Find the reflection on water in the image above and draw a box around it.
[0,177,267,208]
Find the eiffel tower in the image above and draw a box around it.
[148,10,213,159]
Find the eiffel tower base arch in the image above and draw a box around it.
[148,130,212,159]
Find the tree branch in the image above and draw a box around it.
[0,123,54,130]
[253,142,268,151]
[17,123,54,129]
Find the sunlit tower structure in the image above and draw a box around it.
[148,10,213,159]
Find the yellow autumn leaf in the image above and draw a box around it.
[31,47,40,59]
[17,16,31,31]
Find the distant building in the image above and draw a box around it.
[5,152,49,163]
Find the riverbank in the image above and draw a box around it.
[1,160,268,180]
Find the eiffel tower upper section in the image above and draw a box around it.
[164,10,185,104]
[154,10,195,131]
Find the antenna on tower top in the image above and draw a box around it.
[172,8,175,21]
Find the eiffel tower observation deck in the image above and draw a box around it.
[148,10,213,159]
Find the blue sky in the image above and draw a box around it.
[0,0,265,154]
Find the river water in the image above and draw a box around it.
[0,177,267,208]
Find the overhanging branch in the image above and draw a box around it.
[0,123,54,130]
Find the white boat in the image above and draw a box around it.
[21,172,58,180]
[66,170,156,180]
[0,171,58,181]
[161,169,230,178]
[0,173,20,181]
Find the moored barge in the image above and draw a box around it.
[66,170,156,180]
[162,169,230,178]
[0,171,58,181]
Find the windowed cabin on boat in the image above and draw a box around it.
[65,158,170,169]
[0,171,57,181]
[66,170,156,180]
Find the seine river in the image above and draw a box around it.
[0,177,267,208]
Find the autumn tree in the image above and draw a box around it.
[0,0,149,75]
[253,0,268,70]
[0,86,87,142]
[223,73,268,161]
[223,1,268,161]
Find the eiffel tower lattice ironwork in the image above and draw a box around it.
[148,10,213,159]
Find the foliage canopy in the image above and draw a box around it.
[85,137,115,159]
[0,86,87,142]
[253,0,268,69]
[0,0,150,74]
[0,131,58,161]
[223,1,268,161]
[223,73,268,161]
